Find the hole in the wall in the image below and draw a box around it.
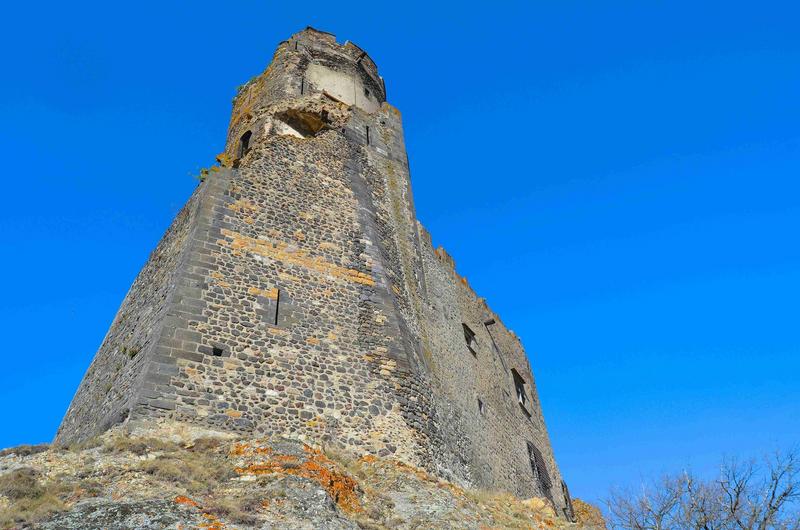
[365,125,371,145]
[274,108,331,137]
[364,87,370,98]
[273,288,281,326]
[477,399,485,416]
[239,131,252,157]
[212,347,224,357]
[300,77,305,95]
[462,323,477,355]
[511,368,528,408]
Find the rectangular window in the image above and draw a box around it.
[462,323,478,355]
[365,125,371,145]
[239,131,252,158]
[527,441,553,494]
[512,369,528,407]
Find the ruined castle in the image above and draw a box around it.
[56,27,574,518]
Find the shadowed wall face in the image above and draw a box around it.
[55,27,572,517]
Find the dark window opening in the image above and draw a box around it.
[273,288,281,326]
[527,441,553,495]
[511,369,528,408]
[462,323,477,355]
[294,40,299,50]
[477,399,485,416]
[365,125,371,145]
[239,131,252,158]
[212,346,223,357]
[300,77,305,95]
[364,87,370,98]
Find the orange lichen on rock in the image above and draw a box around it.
[233,443,362,514]
[198,512,226,530]
[216,152,233,168]
[174,495,201,508]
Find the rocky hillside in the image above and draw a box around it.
[0,425,605,529]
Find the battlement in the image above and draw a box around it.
[292,27,383,92]
[57,28,574,521]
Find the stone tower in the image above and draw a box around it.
[56,27,574,517]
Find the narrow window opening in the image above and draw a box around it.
[300,77,305,95]
[365,125,371,145]
[477,399,485,416]
[364,87,370,98]
[294,40,299,51]
[273,288,280,326]
[511,369,528,408]
[527,441,553,495]
[212,346,223,357]
[239,130,252,158]
[462,323,477,355]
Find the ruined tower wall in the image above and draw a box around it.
[57,27,572,516]
[416,230,566,504]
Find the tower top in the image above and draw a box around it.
[289,26,385,102]
[230,26,386,125]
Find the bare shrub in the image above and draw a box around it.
[606,448,800,530]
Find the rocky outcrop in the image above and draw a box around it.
[0,425,604,529]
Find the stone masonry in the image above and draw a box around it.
[55,27,575,519]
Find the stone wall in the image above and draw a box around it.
[57,26,573,518]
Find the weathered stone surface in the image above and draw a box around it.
[37,499,203,530]
[1,430,601,529]
[54,26,573,518]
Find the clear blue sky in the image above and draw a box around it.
[1,0,798,504]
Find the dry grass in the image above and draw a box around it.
[205,495,264,525]
[189,436,227,453]
[572,498,608,529]
[1,432,602,529]
[103,434,181,455]
[60,435,103,452]
[0,467,67,527]
[0,444,49,458]
[137,448,237,494]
